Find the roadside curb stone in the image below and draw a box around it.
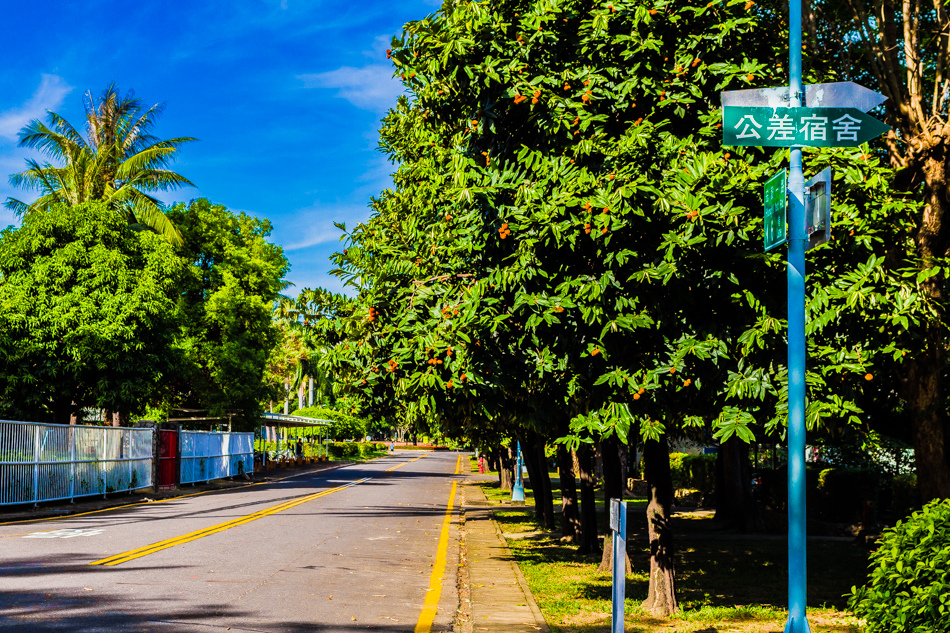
[459,480,551,633]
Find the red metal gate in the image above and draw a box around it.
[158,429,179,489]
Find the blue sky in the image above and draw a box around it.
[0,0,440,296]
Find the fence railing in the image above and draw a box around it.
[180,431,253,484]
[0,420,153,506]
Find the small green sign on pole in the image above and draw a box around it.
[764,170,787,252]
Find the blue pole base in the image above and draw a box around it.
[511,481,525,503]
[784,616,812,633]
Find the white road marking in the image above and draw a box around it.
[25,528,104,539]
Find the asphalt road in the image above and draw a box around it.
[0,450,464,632]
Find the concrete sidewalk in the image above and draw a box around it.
[456,479,550,633]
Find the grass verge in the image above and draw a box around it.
[474,466,868,633]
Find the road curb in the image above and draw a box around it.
[489,507,552,633]
[459,481,551,633]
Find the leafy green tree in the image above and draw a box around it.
[797,0,950,502]
[0,202,183,424]
[327,0,790,614]
[330,0,927,616]
[5,84,196,245]
[166,199,289,430]
[272,287,355,410]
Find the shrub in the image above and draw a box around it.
[327,442,360,460]
[670,452,716,494]
[848,498,950,632]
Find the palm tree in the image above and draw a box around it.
[5,84,196,245]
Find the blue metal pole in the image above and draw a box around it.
[511,441,525,502]
[786,1,810,632]
[611,500,627,633]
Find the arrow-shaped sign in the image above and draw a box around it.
[721,82,886,113]
[723,106,891,148]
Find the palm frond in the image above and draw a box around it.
[122,167,196,192]
[119,189,184,246]
[3,198,30,215]
[17,119,84,159]
[45,111,86,148]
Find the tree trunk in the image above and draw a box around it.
[597,435,632,571]
[557,442,579,541]
[574,445,599,555]
[598,532,633,575]
[520,433,553,527]
[528,434,555,529]
[641,435,678,617]
[499,446,514,491]
[897,110,950,502]
[714,437,765,532]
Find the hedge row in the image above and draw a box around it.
[758,467,920,523]
[326,442,387,460]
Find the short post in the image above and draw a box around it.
[69,426,76,502]
[511,441,525,503]
[32,425,41,506]
[610,498,627,633]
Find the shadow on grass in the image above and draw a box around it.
[480,480,868,632]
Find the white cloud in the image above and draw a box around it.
[275,202,372,251]
[0,75,73,141]
[364,34,393,60]
[297,65,404,114]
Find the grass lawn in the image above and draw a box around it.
[471,459,869,632]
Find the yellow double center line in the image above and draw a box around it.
[385,452,428,472]
[415,455,462,633]
[90,477,371,567]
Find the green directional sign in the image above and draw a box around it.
[764,170,787,252]
[723,107,890,147]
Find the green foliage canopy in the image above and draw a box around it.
[331,0,926,454]
[0,201,184,422]
[168,199,289,430]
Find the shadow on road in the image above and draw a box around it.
[0,583,438,632]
